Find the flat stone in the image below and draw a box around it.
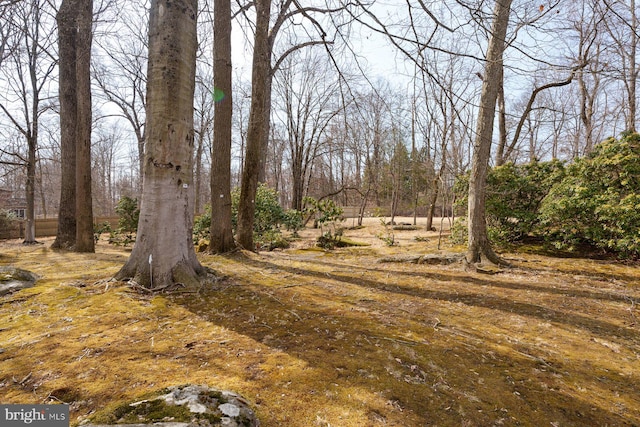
[378,253,464,265]
[417,253,464,265]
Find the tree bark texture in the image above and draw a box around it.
[52,0,77,249]
[24,134,36,244]
[209,0,235,253]
[466,0,512,265]
[116,0,204,290]
[236,0,272,250]
[75,0,94,252]
[627,0,637,132]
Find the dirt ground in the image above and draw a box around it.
[0,217,639,426]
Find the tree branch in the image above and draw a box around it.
[503,63,588,162]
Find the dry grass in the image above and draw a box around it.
[0,217,639,426]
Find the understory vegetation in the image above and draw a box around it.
[0,221,638,426]
[454,132,640,259]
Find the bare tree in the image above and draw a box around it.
[209,0,235,253]
[75,0,95,252]
[0,0,57,244]
[236,0,345,250]
[497,64,585,165]
[52,0,94,252]
[466,0,512,266]
[193,68,214,216]
[52,0,78,249]
[92,125,124,215]
[93,1,148,185]
[273,49,342,211]
[116,0,206,290]
[603,0,638,133]
[235,0,272,250]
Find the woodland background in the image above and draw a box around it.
[0,0,638,237]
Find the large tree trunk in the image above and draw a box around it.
[209,0,235,253]
[116,0,205,290]
[52,0,77,249]
[466,0,512,266]
[75,0,94,252]
[236,0,272,250]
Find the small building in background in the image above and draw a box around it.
[0,188,26,218]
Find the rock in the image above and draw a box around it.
[392,225,418,231]
[417,253,464,265]
[474,263,503,275]
[83,385,259,427]
[378,255,423,264]
[0,266,39,296]
[378,253,464,265]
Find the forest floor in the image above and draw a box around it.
[0,217,639,426]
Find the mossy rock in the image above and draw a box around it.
[0,266,39,296]
[378,253,464,265]
[392,225,418,231]
[85,385,259,427]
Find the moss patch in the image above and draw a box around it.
[113,399,193,424]
[1,218,639,427]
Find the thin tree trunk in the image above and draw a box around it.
[627,0,637,132]
[209,0,235,253]
[236,0,272,250]
[194,127,204,214]
[24,134,37,244]
[466,0,512,266]
[495,67,507,166]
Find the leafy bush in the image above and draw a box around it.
[281,209,303,235]
[108,196,139,246]
[0,210,17,238]
[539,132,640,257]
[304,197,343,229]
[303,197,345,249]
[449,218,468,245]
[193,184,299,250]
[193,205,211,243]
[376,218,396,246]
[249,184,286,235]
[115,196,140,234]
[454,160,565,243]
[0,209,15,224]
[94,221,112,242]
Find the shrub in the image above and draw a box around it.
[108,196,139,246]
[193,184,297,250]
[303,197,345,249]
[453,160,565,244]
[115,196,140,234]
[0,210,17,238]
[250,184,286,235]
[539,132,640,257]
[281,209,304,235]
[94,221,112,242]
[449,218,468,245]
[193,205,211,243]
